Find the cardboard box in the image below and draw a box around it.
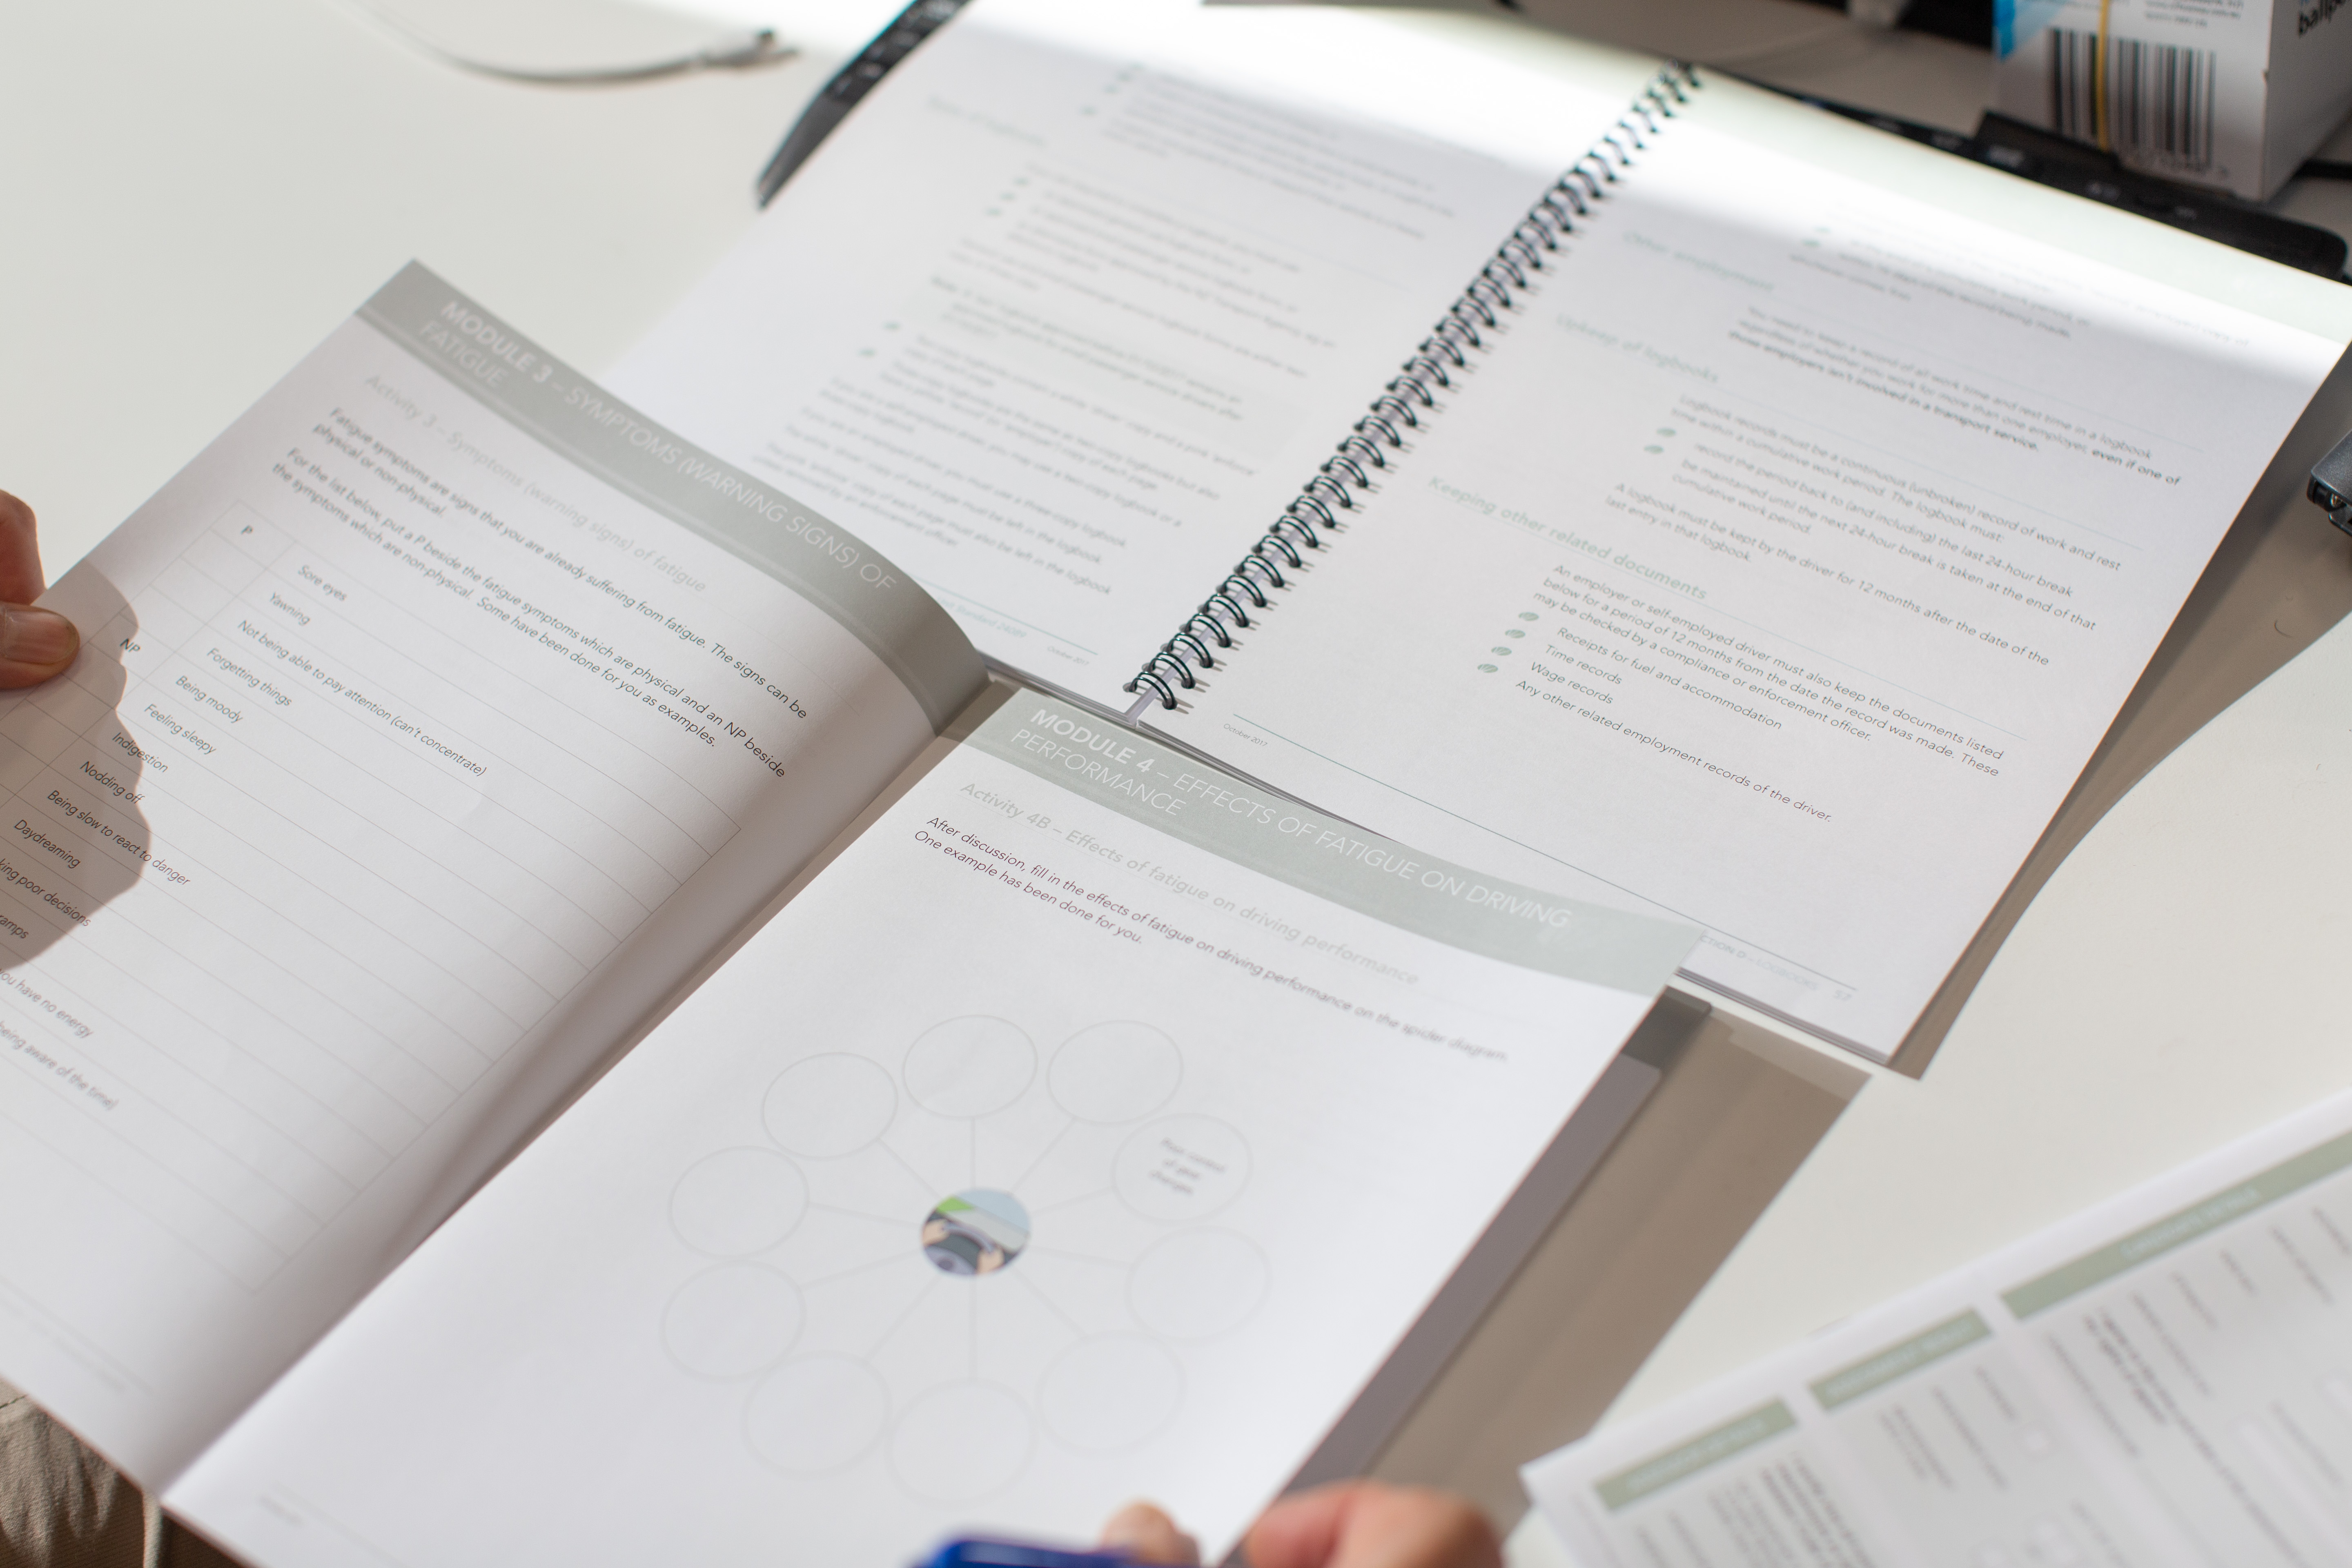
[1992,0,2352,199]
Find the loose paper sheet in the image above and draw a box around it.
[1524,1087,2352,1567]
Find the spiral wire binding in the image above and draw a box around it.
[1122,63,1703,712]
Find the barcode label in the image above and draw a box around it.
[2049,29,2217,171]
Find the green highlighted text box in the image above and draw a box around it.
[2005,1127,2352,1320]
[1809,1310,1989,1411]
[1596,1401,1795,1511]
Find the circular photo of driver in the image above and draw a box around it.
[920,1189,1032,1276]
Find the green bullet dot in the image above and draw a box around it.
[1490,646,1512,656]
[1644,445,1664,453]
[1656,428,1675,436]
[1478,664,1498,673]
[1517,611,1539,621]
[1503,629,1525,639]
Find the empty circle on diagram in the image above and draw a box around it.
[670,1147,807,1256]
[744,1355,890,1473]
[904,1016,1034,1119]
[1049,1022,1183,1123]
[1115,1115,1250,1221]
[1039,1336,1184,1452]
[763,1054,896,1158]
[1129,1231,1268,1341]
[889,1382,1035,1503]
[662,1265,804,1379]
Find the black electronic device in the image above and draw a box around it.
[754,0,969,208]
[1783,0,1995,44]
[2312,430,2352,537]
[1764,89,2350,280]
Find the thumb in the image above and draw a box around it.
[0,492,77,687]
[1244,1483,1499,1568]
[0,605,81,688]
[1100,1501,1201,1565]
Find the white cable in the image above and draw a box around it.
[330,0,796,85]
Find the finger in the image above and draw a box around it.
[0,491,47,606]
[1100,1501,1202,1566]
[0,490,75,686]
[1244,1482,1499,1568]
[1243,1484,1356,1568]
[0,606,79,688]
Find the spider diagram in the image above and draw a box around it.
[659,1016,1269,1504]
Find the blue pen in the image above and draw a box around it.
[919,1537,1136,1567]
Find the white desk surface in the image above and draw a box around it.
[6,0,2352,1558]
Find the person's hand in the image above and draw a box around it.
[0,492,79,687]
[1100,1499,1201,1565]
[1101,1482,1500,1568]
[1245,1483,1499,1568]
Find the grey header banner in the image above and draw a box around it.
[356,263,986,731]
[969,696,1699,993]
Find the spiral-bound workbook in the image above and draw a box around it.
[617,0,2352,1065]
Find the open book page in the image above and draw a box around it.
[1152,78,2351,1061]
[1522,1087,2352,1567]
[0,265,983,1484]
[609,0,1650,702]
[166,695,1695,1568]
